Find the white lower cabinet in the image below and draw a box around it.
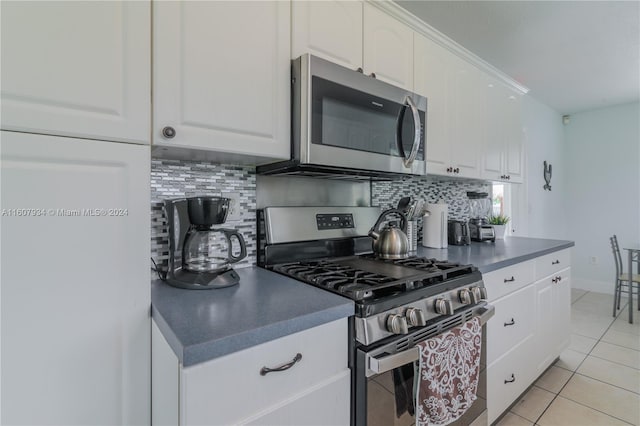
[486,249,572,424]
[152,318,350,426]
[487,334,537,423]
[535,268,572,375]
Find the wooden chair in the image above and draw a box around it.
[610,235,640,317]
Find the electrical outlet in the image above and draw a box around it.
[224,193,242,221]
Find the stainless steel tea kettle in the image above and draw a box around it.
[368,209,410,259]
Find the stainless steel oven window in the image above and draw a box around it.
[364,326,487,426]
[353,304,494,426]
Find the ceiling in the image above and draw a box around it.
[395,1,640,115]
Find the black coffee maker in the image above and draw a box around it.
[163,196,247,290]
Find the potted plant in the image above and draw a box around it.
[488,215,510,239]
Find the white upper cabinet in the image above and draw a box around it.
[0,1,150,144]
[292,2,413,91]
[448,55,482,178]
[153,1,290,162]
[363,3,414,90]
[481,76,524,183]
[291,1,363,70]
[414,33,449,175]
[505,91,525,182]
[416,34,481,179]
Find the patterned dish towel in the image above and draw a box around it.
[415,317,482,426]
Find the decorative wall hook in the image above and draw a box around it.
[543,161,552,191]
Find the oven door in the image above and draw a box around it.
[353,304,494,426]
[294,54,427,176]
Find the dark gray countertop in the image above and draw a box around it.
[416,236,574,273]
[152,267,354,367]
[152,237,572,367]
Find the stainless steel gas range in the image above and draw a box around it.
[259,206,495,426]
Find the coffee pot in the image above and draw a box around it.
[163,196,247,290]
[368,209,409,259]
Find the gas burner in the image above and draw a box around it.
[273,260,405,301]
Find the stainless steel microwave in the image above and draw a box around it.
[258,54,427,179]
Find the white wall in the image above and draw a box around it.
[517,96,567,240]
[564,102,640,293]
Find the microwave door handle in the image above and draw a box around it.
[395,95,421,168]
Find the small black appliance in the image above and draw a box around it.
[162,196,246,290]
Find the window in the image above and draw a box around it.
[492,183,505,217]
[492,183,512,234]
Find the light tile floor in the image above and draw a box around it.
[496,289,640,426]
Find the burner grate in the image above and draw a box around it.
[273,260,409,301]
[272,256,476,304]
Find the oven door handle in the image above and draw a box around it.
[367,304,495,376]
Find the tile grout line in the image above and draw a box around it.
[532,291,636,425]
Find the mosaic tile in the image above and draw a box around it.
[150,159,257,270]
[371,177,491,244]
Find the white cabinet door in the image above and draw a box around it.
[416,39,482,179]
[0,1,150,144]
[534,268,571,375]
[481,79,524,183]
[449,55,482,178]
[552,269,572,356]
[414,33,450,176]
[363,3,413,90]
[180,319,348,426]
[245,372,350,426]
[482,77,507,181]
[504,89,524,183]
[291,1,363,71]
[153,1,290,161]
[535,275,556,373]
[1,131,150,425]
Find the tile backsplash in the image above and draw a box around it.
[371,177,491,220]
[150,159,257,271]
[150,158,491,268]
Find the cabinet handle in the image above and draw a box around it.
[507,175,511,180]
[162,126,176,139]
[552,260,560,265]
[454,168,460,174]
[356,67,363,73]
[504,318,515,327]
[552,276,562,283]
[504,276,515,283]
[260,353,302,376]
[370,72,377,78]
[504,374,516,384]
[447,167,453,173]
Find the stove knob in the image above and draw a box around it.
[458,289,473,305]
[434,299,454,315]
[405,307,427,327]
[470,286,487,301]
[386,314,409,334]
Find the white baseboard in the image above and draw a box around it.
[571,277,614,295]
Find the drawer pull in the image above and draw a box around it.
[552,260,560,265]
[552,276,563,283]
[504,318,515,327]
[260,353,302,376]
[504,276,515,283]
[504,374,516,384]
